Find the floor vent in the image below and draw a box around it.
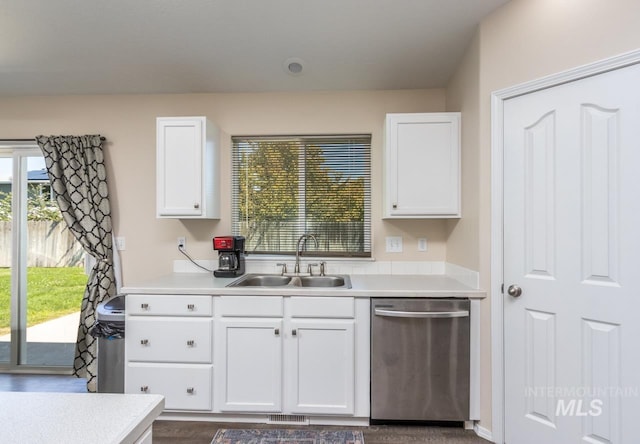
[267,414,309,425]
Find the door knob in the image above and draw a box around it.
[507,284,522,297]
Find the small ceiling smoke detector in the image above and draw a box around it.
[283,57,305,76]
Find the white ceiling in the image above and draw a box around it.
[0,0,510,96]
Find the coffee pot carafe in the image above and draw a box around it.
[218,252,238,270]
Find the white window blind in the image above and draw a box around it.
[232,135,371,257]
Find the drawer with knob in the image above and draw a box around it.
[126,294,213,317]
[126,363,213,411]
[126,318,213,363]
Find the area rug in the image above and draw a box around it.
[211,428,364,444]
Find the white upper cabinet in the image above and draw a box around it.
[156,116,220,218]
[383,112,461,218]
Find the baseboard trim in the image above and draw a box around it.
[474,423,494,442]
[158,412,369,427]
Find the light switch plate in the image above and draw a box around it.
[385,236,403,253]
[418,238,428,251]
[115,237,126,251]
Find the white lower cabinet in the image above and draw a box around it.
[127,318,212,363]
[286,319,355,415]
[125,294,214,412]
[125,293,368,420]
[215,318,283,412]
[126,363,213,411]
[214,296,357,417]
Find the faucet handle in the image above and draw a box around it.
[319,261,327,276]
[307,263,319,276]
[276,263,288,276]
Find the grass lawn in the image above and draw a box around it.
[0,267,87,336]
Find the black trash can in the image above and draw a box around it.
[92,294,125,393]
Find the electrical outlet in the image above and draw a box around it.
[385,236,403,253]
[418,238,428,252]
[115,237,126,251]
[177,237,186,249]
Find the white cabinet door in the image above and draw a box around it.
[156,116,219,219]
[384,112,460,218]
[126,363,213,411]
[286,319,355,415]
[215,318,283,412]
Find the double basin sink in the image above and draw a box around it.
[228,273,352,289]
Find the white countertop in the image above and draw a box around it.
[122,273,485,299]
[0,392,164,444]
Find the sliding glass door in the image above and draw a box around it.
[0,143,86,371]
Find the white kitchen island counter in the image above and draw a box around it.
[122,273,485,299]
[0,392,164,444]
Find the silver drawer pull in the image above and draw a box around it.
[374,308,469,319]
[140,303,149,310]
[140,386,149,392]
[140,339,149,345]
[187,304,195,310]
[186,340,195,347]
[186,387,194,394]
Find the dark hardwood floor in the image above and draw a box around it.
[153,420,491,444]
[0,374,491,443]
[0,372,86,392]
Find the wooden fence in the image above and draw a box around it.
[0,221,85,267]
[238,221,366,254]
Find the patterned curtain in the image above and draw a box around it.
[36,135,116,392]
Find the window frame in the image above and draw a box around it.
[231,134,372,257]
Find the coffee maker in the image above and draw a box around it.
[213,236,246,278]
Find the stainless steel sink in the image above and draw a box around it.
[227,275,292,287]
[227,273,351,289]
[299,275,348,287]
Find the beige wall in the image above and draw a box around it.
[445,33,481,271]
[446,0,640,433]
[0,89,448,283]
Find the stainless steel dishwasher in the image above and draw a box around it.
[370,298,470,422]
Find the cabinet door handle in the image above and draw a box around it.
[392,203,397,209]
[186,340,195,347]
[140,303,149,310]
[187,304,195,310]
[194,203,200,209]
[292,329,297,337]
[186,387,195,394]
[140,339,149,345]
[140,386,149,392]
[274,328,280,336]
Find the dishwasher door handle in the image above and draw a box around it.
[374,308,469,318]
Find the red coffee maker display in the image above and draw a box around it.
[213,236,246,278]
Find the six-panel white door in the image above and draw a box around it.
[503,62,640,443]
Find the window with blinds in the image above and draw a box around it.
[232,135,371,257]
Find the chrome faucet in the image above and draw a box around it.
[294,234,318,274]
